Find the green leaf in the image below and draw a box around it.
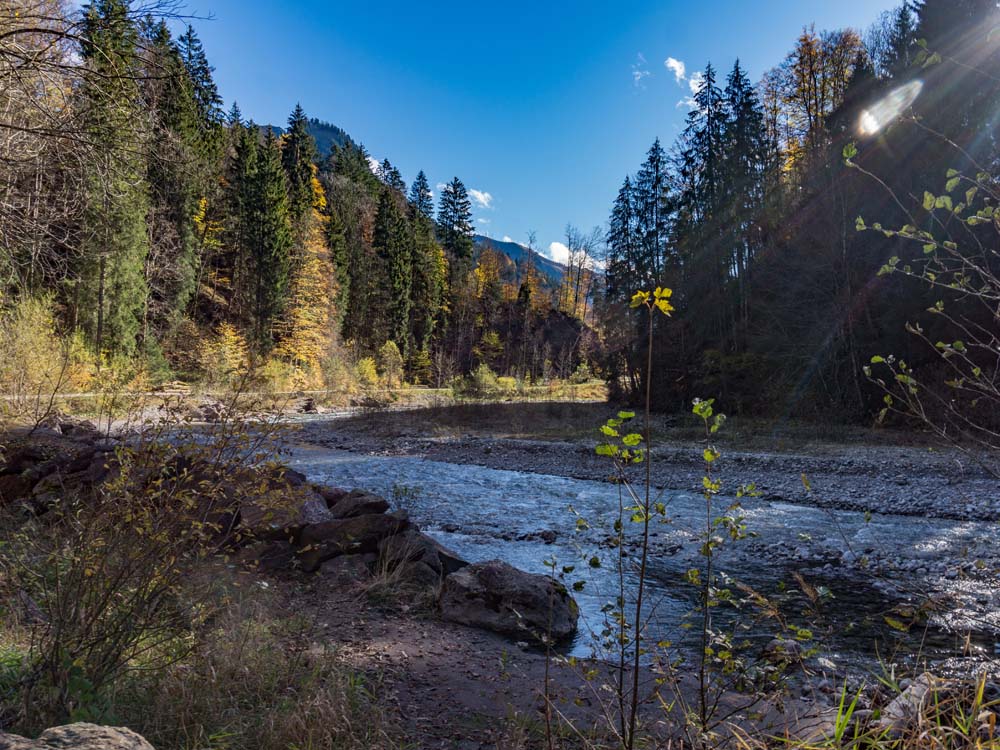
[923,192,935,211]
[842,142,858,160]
[945,176,961,193]
[884,616,910,632]
[617,411,635,420]
[622,433,643,447]
[935,195,953,211]
[629,290,650,308]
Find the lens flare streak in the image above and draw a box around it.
[858,80,924,136]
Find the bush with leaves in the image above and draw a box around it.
[849,143,1000,463]
[0,400,290,728]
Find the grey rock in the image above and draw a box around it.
[328,489,390,519]
[298,510,410,571]
[763,638,803,664]
[0,723,155,749]
[877,673,944,735]
[439,559,579,642]
[379,528,467,579]
[240,493,334,541]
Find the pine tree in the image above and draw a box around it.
[282,103,318,226]
[249,129,293,346]
[378,159,406,193]
[178,25,224,127]
[436,177,474,262]
[408,170,434,219]
[373,188,412,350]
[721,59,767,328]
[143,21,204,333]
[634,139,670,283]
[605,175,639,302]
[77,0,151,356]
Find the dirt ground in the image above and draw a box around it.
[263,564,834,750]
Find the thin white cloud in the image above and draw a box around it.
[502,235,513,243]
[547,241,570,265]
[688,71,705,94]
[477,218,491,225]
[367,156,380,175]
[632,53,651,89]
[469,189,494,209]
[677,96,698,109]
[664,57,686,85]
[435,182,448,192]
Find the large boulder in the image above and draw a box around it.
[297,510,410,572]
[0,723,155,749]
[328,489,390,519]
[240,492,334,540]
[439,559,579,642]
[379,528,468,579]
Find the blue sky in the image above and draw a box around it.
[188,0,899,263]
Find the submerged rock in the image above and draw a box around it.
[0,723,155,749]
[439,559,578,642]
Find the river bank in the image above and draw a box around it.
[294,402,1000,523]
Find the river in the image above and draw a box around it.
[288,442,999,674]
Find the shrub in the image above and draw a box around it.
[568,362,593,384]
[199,322,250,389]
[0,296,92,421]
[356,357,379,389]
[377,341,404,388]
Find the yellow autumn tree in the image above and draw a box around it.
[272,172,337,389]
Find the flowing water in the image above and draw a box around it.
[288,444,999,672]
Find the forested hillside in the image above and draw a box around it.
[0,0,597,400]
[600,0,999,420]
[1,0,997,422]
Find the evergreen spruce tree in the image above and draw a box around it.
[373,188,413,351]
[886,1,917,75]
[677,62,729,346]
[77,0,151,356]
[721,59,767,328]
[250,129,293,347]
[408,170,434,219]
[605,175,639,302]
[436,177,474,262]
[178,25,224,127]
[378,159,406,193]
[282,103,318,226]
[634,138,670,282]
[226,118,258,323]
